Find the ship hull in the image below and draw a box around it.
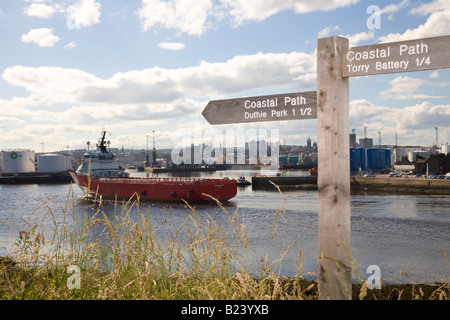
[69,171,237,202]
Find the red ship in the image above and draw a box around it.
[69,131,237,202]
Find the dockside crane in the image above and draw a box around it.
[152,130,157,167]
[144,135,151,167]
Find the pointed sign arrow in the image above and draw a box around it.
[202,91,317,125]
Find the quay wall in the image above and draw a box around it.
[251,175,450,195]
[351,176,450,195]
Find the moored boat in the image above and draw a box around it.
[237,176,251,186]
[69,131,237,202]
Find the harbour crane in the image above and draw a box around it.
[144,135,151,167]
[152,130,157,167]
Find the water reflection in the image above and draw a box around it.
[0,176,449,284]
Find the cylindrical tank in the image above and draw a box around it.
[357,148,366,171]
[385,149,391,167]
[442,143,449,155]
[366,148,375,169]
[1,150,36,174]
[38,154,72,173]
[350,148,357,171]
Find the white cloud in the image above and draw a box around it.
[349,98,450,145]
[346,30,375,46]
[317,27,375,46]
[24,2,56,18]
[174,51,316,97]
[380,76,445,100]
[137,0,360,35]
[21,28,60,47]
[1,50,316,108]
[379,0,450,42]
[397,102,450,129]
[66,0,101,28]
[350,99,394,127]
[380,0,410,20]
[222,0,360,25]
[0,116,26,127]
[318,25,340,38]
[429,71,439,79]
[138,0,213,36]
[22,0,101,29]
[408,0,447,16]
[2,65,98,104]
[64,41,77,49]
[0,50,319,150]
[158,42,186,50]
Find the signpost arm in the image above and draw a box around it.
[317,36,352,300]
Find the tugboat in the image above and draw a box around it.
[69,131,237,202]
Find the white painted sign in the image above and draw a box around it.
[343,35,450,77]
[202,91,316,125]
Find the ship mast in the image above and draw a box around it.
[98,130,108,153]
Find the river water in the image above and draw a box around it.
[0,169,449,284]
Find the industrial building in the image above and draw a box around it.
[350,147,391,172]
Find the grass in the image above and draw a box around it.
[0,183,449,300]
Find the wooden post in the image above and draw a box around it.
[317,36,352,300]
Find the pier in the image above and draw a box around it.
[251,175,450,195]
[251,176,317,190]
[0,173,72,184]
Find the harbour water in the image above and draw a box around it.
[0,169,449,284]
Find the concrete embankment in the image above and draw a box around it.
[251,175,450,195]
[351,176,450,195]
[0,173,72,184]
[251,176,317,190]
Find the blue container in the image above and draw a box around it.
[357,148,366,171]
[385,149,391,167]
[366,148,376,169]
[350,148,357,171]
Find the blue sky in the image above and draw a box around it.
[0,0,449,152]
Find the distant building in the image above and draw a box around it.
[349,133,357,148]
[415,154,440,175]
[359,138,373,148]
[436,153,450,174]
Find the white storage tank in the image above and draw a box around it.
[1,149,36,174]
[442,143,449,155]
[38,154,72,173]
[408,151,430,162]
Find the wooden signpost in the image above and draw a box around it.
[202,91,317,125]
[317,34,450,300]
[203,33,450,300]
[343,35,450,77]
[317,36,351,300]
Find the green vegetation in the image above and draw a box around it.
[0,184,448,300]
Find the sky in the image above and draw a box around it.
[0,0,449,152]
